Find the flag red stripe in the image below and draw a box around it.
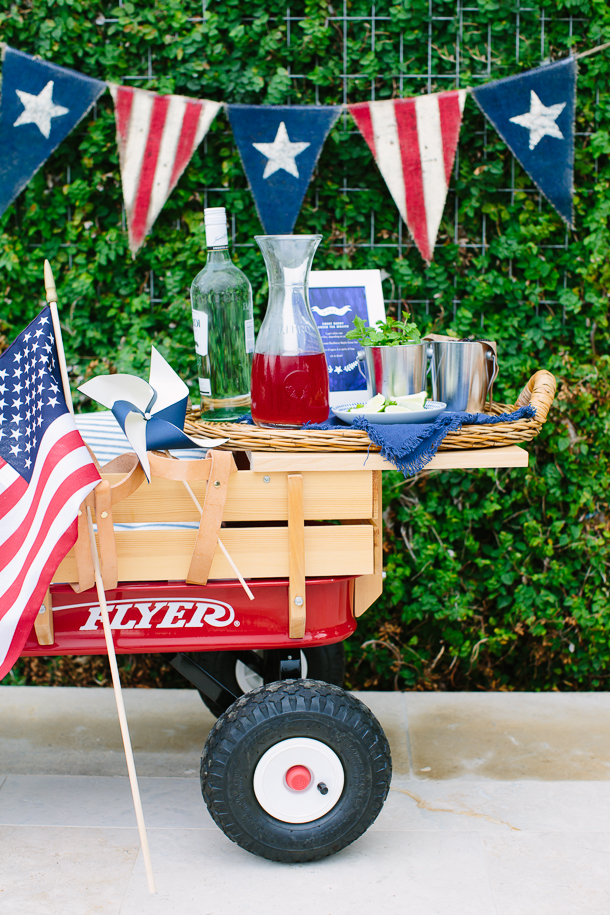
[438,91,463,185]
[394,99,430,262]
[115,86,134,143]
[0,431,88,569]
[0,463,98,610]
[0,460,98,582]
[129,94,171,247]
[349,103,377,158]
[169,101,203,190]
[0,523,77,682]
[0,471,27,520]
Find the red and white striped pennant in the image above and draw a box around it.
[109,86,222,254]
[349,91,467,263]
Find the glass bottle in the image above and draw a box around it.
[190,207,255,421]
[251,234,329,428]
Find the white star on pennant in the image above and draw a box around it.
[252,121,310,179]
[509,90,566,151]
[13,80,69,139]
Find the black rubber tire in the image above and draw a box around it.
[193,643,346,717]
[200,679,392,863]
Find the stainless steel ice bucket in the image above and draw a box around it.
[357,343,429,399]
[430,341,498,412]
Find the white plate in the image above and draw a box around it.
[332,400,447,425]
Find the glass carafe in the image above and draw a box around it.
[251,235,329,428]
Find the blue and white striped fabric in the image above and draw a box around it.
[75,411,206,532]
[75,411,209,464]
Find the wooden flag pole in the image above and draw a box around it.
[44,260,74,414]
[44,260,157,895]
[86,507,157,895]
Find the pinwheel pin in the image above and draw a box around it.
[79,346,226,480]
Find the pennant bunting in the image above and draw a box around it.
[0,46,106,219]
[472,58,577,227]
[109,85,222,254]
[350,91,466,263]
[227,105,341,234]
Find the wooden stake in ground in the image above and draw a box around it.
[86,507,156,894]
[44,260,157,895]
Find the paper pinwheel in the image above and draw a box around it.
[79,346,226,479]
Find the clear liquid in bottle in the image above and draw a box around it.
[190,207,254,421]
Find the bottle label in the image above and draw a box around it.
[244,318,255,354]
[192,309,208,356]
[199,378,211,396]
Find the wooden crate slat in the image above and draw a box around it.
[104,470,373,523]
[53,523,374,583]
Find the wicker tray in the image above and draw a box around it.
[184,369,556,454]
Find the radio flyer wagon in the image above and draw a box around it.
[19,371,553,862]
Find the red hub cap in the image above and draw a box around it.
[285,765,311,791]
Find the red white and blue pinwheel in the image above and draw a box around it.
[79,346,225,480]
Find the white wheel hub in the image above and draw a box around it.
[253,737,344,824]
[235,651,308,694]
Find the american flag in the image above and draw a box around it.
[0,307,100,680]
[349,91,466,264]
[109,85,222,254]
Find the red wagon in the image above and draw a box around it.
[21,441,530,862]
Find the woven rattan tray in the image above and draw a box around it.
[184,369,556,453]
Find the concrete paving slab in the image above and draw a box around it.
[352,691,412,776]
[380,777,610,833]
[405,692,610,780]
[0,686,214,777]
[0,775,212,830]
[3,686,610,914]
[482,831,610,915]
[0,825,139,915]
[120,827,497,915]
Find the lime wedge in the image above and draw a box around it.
[384,404,414,413]
[364,393,386,412]
[395,391,427,408]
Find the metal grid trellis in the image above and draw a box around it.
[56,3,599,319]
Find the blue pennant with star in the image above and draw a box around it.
[472,58,577,226]
[0,46,106,218]
[227,105,341,234]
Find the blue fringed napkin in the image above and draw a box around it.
[236,405,536,476]
[306,406,537,476]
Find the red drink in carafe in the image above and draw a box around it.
[251,352,329,426]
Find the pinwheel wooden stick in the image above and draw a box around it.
[176,471,255,601]
[44,260,157,896]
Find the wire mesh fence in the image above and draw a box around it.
[22,2,600,327]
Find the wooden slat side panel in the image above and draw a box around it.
[287,473,306,639]
[248,445,530,473]
[105,471,373,523]
[354,470,384,617]
[52,524,374,583]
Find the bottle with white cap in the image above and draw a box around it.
[190,207,255,419]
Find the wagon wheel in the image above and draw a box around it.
[194,643,346,717]
[200,680,392,863]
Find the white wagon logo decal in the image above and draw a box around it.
[76,598,237,631]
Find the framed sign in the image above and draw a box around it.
[309,269,386,406]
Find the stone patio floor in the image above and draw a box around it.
[1,686,610,914]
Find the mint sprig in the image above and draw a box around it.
[346,313,422,346]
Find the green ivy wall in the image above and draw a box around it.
[1,0,610,690]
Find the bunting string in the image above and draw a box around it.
[0,40,608,261]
